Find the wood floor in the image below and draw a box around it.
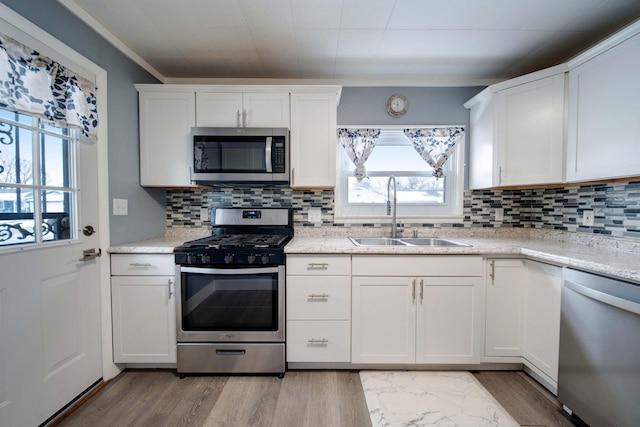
[56,370,575,427]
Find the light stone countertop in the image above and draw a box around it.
[107,232,640,284]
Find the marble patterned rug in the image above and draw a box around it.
[359,371,519,426]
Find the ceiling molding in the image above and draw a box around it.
[162,77,501,88]
[56,0,166,82]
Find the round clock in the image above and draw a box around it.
[387,94,408,117]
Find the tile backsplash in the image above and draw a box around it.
[166,180,640,240]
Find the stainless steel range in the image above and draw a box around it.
[174,208,292,377]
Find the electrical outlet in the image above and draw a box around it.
[495,207,504,221]
[200,207,209,222]
[582,210,595,226]
[307,208,322,223]
[113,198,128,216]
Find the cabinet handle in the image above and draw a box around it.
[242,109,247,127]
[412,279,416,302]
[236,110,241,127]
[291,168,295,187]
[129,262,152,267]
[307,263,329,269]
[308,293,329,299]
[498,166,502,186]
[489,260,495,283]
[168,279,174,299]
[420,279,424,303]
[308,338,328,344]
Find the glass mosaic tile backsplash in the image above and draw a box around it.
[166,180,640,239]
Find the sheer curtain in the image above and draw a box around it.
[403,127,464,178]
[0,33,98,138]
[337,128,381,181]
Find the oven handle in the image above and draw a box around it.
[180,266,281,275]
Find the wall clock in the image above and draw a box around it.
[387,94,408,117]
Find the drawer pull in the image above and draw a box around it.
[129,263,152,267]
[308,293,329,299]
[307,263,329,269]
[308,338,329,344]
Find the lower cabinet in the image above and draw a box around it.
[110,254,177,364]
[351,256,483,364]
[523,260,562,385]
[286,254,351,362]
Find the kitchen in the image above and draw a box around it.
[1,0,640,426]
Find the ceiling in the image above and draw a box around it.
[61,0,640,85]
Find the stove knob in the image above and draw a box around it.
[186,254,196,264]
[261,254,270,265]
[224,253,234,264]
[247,254,256,264]
[201,254,211,264]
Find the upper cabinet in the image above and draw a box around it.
[138,89,196,187]
[196,91,290,128]
[289,91,339,189]
[566,26,640,182]
[465,65,567,189]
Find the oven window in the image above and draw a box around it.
[194,137,267,172]
[181,271,278,331]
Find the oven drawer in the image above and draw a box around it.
[287,254,351,276]
[287,320,350,362]
[177,343,285,374]
[111,254,175,276]
[287,276,350,320]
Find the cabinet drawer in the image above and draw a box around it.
[352,255,483,277]
[287,276,350,320]
[287,255,350,276]
[111,254,175,276]
[286,321,350,362]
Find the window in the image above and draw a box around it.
[335,128,464,222]
[0,108,77,247]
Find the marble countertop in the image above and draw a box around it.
[108,233,640,283]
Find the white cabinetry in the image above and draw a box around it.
[195,91,290,128]
[351,256,483,364]
[465,66,566,189]
[137,89,196,187]
[484,259,524,358]
[289,92,338,189]
[566,28,640,182]
[523,260,562,388]
[110,254,176,364]
[286,255,351,363]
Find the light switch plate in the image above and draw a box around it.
[307,208,322,223]
[582,210,595,226]
[113,198,128,216]
[200,207,209,222]
[495,207,504,221]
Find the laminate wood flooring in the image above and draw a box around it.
[57,370,576,427]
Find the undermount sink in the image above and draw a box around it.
[349,237,470,247]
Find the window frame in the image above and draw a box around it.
[0,110,79,250]
[335,126,465,223]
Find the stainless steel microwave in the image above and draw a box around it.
[190,127,289,184]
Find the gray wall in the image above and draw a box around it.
[337,86,484,187]
[1,0,166,244]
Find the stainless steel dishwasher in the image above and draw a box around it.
[558,268,640,427]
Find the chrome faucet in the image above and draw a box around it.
[387,176,398,238]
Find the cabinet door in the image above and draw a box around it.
[495,74,565,186]
[111,276,176,363]
[242,92,290,128]
[566,32,640,182]
[416,277,482,364]
[485,259,524,357]
[139,91,196,187]
[196,92,243,127]
[290,92,337,188]
[523,260,562,383]
[467,90,496,189]
[352,277,416,364]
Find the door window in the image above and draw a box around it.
[0,108,77,248]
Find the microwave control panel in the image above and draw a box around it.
[272,138,286,173]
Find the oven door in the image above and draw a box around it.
[176,265,285,343]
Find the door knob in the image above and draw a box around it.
[83,225,95,236]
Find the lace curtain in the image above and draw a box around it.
[337,128,381,181]
[0,33,98,139]
[403,127,464,178]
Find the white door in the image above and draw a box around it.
[0,115,102,426]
